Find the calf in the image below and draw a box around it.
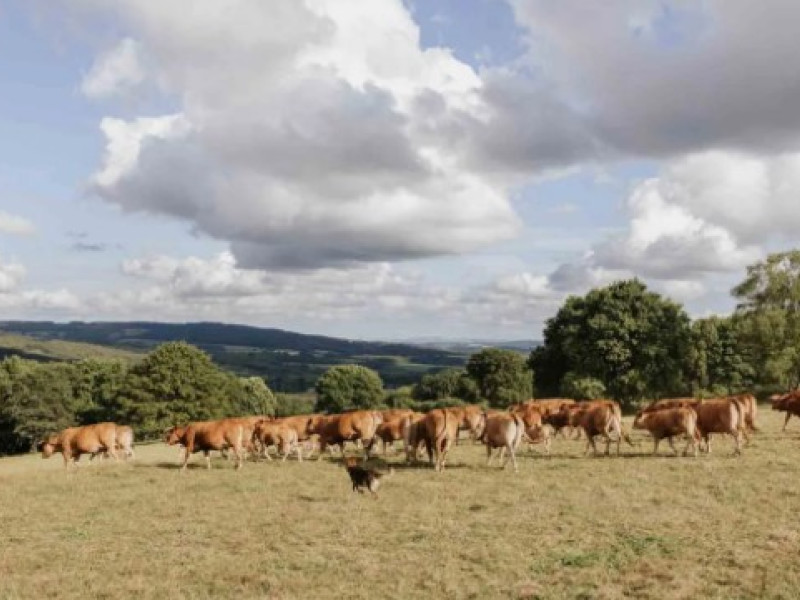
[633,407,698,457]
[40,422,120,468]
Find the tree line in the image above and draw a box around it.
[1,250,798,455]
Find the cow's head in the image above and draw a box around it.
[632,411,647,429]
[39,434,59,458]
[164,426,184,445]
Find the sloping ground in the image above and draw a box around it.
[1,409,799,599]
[0,321,470,390]
[0,333,141,363]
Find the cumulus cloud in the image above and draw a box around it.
[81,37,145,99]
[0,258,25,293]
[83,0,521,269]
[0,211,35,236]
[508,1,800,157]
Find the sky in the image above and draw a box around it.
[1,0,800,340]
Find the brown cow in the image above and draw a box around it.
[253,419,301,461]
[403,412,429,463]
[480,412,525,472]
[524,424,554,456]
[375,410,416,455]
[422,405,486,471]
[90,423,135,462]
[727,394,758,434]
[570,402,631,456]
[312,410,384,459]
[423,408,459,471]
[692,399,744,456]
[40,422,120,468]
[165,418,247,470]
[771,391,800,431]
[633,407,698,456]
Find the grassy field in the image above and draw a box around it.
[2,410,800,599]
[0,333,142,362]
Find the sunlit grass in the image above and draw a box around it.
[1,410,799,599]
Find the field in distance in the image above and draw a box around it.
[2,410,800,599]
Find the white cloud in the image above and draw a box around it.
[83,0,521,269]
[81,38,145,99]
[508,1,800,157]
[0,211,35,236]
[0,258,25,293]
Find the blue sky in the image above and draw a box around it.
[1,1,799,340]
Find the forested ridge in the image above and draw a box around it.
[1,250,799,455]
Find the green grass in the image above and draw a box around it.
[2,410,800,599]
[0,333,142,362]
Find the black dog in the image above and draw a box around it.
[343,457,392,497]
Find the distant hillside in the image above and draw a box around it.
[404,338,540,353]
[0,333,142,363]
[0,321,469,392]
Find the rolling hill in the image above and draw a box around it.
[0,321,480,391]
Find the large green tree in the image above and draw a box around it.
[117,342,249,439]
[465,348,533,408]
[688,316,753,396]
[314,365,384,413]
[733,250,800,388]
[529,279,691,408]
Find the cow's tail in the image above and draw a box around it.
[436,410,449,455]
[511,413,525,450]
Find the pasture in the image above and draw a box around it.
[2,410,800,599]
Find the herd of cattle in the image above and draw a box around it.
[37,390,800,473]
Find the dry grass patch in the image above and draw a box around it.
[2,411,800,599]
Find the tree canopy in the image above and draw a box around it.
[465,348,532,408]
[314,364,384,413]
[529,279,691,408]
[733,250,800,388]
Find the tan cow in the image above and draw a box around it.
[423,408,459,471]
[253,419,301,461]
[40,422,119,468]
[570,402,631,456]
[375,410,416,455]
[480,412,525,472]
[403,412,429,463]
[312,410,384,459]
[165,418,247,470]
[524,424,554,456]
[633,407,698,456]
[692,399,744,456]
[727,394,758,434]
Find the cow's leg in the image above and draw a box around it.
[498,446,507,468]
[783,413,792,432]
[653,437,661,455]
[667,436,678,456]
[684,435,697,457]
[181,447,193,471]
[486,443,493,466]
[508,445,518,473]
[204,450,212,470]
[732,431,743,457]
[705,435,712,454]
